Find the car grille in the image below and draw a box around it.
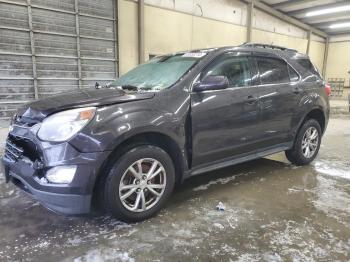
[4,137,24,162]
[4,135,41,163]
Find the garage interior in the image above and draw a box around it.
[0,0,349,261]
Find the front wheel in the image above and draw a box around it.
[285,119,322,166]
[103,145,175,222]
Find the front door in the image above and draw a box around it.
[190,53,260,168]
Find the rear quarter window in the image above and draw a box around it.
[295,58,321,78]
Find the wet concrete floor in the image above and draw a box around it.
[0,118,349,261]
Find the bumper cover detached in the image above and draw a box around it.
[2,126,110,215]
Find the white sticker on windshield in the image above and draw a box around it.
[182,52,207,58]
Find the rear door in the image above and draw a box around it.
[254,54,302,148]
[190,52,260,168]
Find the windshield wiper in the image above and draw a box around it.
[138,86,154,91]
[119,85,139,91]
[95,82,140,91]
[120,85,157,92]
[94,82,157,92]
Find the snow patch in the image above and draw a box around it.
[193,175,240,191]
[314,160,350,180]
[72,249,135,262]
[312,175,350,225]
[213,223,225,230]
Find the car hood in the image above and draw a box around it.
[16,88,155,122]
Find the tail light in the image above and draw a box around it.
[325,83,331,96]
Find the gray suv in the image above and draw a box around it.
[2,43,330,222]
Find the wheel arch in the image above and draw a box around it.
[91,131,188,209]
[286,108,324,166]
[295,107,326,138]
[304,108,326,134]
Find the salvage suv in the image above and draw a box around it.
[3,43,330,222]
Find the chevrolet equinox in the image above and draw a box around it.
[3,43,330,222]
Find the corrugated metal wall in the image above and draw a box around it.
[0,0,118,119]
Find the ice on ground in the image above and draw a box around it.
[312,175,350,226]
[193,174,241,191]
[262,252,282,262]
[71,249,135,262]
[213,223,225,230]
[314,160,350,180]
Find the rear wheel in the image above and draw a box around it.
[103,145,175,222]
[285,119,322,166]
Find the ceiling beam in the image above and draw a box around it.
[242,0,328,38]
[302,13,350,25]
[329,32,350,40]
[327,29,350,35]
[313,18,350,29]
[271,0,318,10]
[287,1,350,18]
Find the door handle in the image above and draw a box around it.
[245,95,258,104]
[316,79,324,87]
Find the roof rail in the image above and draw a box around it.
[241,43,298,53]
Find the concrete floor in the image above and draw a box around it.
[0,118,349,261]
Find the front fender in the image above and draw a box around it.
[70,101,187,153]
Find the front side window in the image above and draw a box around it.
[256,57,290,85]
[111,53,206,91]
[203,55,251,87]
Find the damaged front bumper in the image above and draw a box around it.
[2,123,110,215]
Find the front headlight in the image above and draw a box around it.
[37,107,96,142]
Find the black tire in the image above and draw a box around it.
[285,119,322,166]
[103,145,175,222]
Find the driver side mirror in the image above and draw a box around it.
[192,75,229,92]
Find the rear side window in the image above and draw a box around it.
[256,57,290,84]
[288,65,299,82]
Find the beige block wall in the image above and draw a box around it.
[145,5,246,56]
[326,41,350,81]
[252,29,308,53]
[119,1,247,74]
[189,17,246,49]
[118,0,327,78]
[308,41,325,73]
[144,5,193,56]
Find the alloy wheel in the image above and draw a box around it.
[301,126,319,159]
[118,158,166,212]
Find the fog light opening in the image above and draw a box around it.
[45,166,77,184]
